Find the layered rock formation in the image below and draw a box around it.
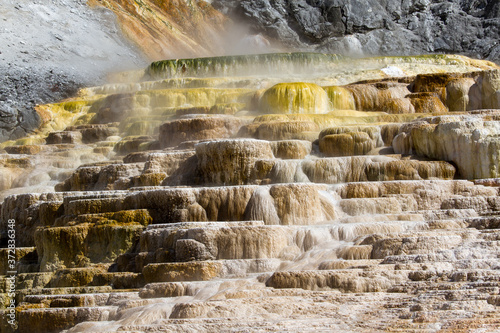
[3,0,500,144]
[1,54,500,332]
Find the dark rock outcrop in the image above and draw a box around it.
[213,0,500,62]
[0,68,82,141]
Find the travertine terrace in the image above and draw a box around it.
[1,53,500,332]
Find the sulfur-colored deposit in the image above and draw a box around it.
[1,50,500,332]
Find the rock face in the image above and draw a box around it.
[1,54,500,332]
[394,116,500,179]
[0,0,146,143]
[90,0,229,60]
[159,116,244,148]
[213,0,500,62]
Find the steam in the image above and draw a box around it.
[221,20,278,56]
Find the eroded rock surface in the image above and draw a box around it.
[1,54,500,332]
[0,0,147,142]
[213,0,500,62]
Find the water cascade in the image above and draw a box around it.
[1,53,500,332]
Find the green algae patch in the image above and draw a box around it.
[323,86,356,110]
[48,267,106,288]
[260,83,329,114]
[32,97,103,138]
[252,112,431,130]
[76,209,153,226]
[133,172,168,187]
[139,88,254,109]
[0,156,33,168]
[113,136,157,155]
[86,224,144,263]
[35,219,146,271]
[145,53,343,80]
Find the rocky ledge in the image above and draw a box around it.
[0,53,500,332]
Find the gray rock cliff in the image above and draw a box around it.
[213,0,500,61]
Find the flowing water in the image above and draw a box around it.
[1,53,500,332]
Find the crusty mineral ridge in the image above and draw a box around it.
[5,0,500,146]
[1,54,500,332]
[394,115,500,179]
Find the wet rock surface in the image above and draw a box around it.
[0,54,500,332]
